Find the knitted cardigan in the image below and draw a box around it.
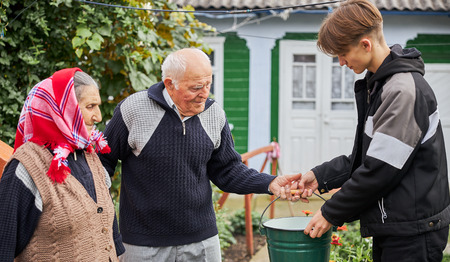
[13,142,118,262]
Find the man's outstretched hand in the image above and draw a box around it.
[268,173,303,201]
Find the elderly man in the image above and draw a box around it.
[100,48,301,261]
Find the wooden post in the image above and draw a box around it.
[270,158,278,219]
[217,192,229,209]
[218,143,280,257]
[242,159,255,256]
[244,193,254,256]
[0,140,13,179]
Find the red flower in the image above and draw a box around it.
[302,210,313,216]
[331,234,343,246]
[337,225,348,231]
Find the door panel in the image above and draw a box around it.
[279,40,358,174]
[424,64,450,181]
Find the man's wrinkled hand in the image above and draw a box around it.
[269,173,303,201]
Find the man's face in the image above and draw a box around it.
[166,60,212,118]
[337,39,372,74]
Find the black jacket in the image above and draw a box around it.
[313,44,450,237]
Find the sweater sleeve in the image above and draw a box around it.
[112,215,125,256]
[207,120,275,194]
[0,159,41,260]
[99,103,132,176]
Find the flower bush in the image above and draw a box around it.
[330,221,373,262]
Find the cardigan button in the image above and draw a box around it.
[105,245,113,251]
[102,227,109,234]
[97,207,103,213]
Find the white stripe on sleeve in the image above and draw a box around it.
[367,132,414,169]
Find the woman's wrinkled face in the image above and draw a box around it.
[78,85,102,134]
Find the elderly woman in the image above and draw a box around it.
[0,68,124,261]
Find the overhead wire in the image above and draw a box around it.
[2,0,340,38]
[72,0,342,14]
[2,0,38,38]
[3,0,449,46]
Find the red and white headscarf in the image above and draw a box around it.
[14,68,110,183]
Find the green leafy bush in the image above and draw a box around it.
[1,0,215,210]
[330,222,373,262]
[229,208,266,235]
[211,184,236,256]
[443,254,450,262]
[0,0,214,146]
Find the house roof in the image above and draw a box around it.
[170,0,450,12]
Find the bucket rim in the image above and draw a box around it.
[261,216,312,231]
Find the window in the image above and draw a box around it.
[331,57,356,110]
[292,54,316,109]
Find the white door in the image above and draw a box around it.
[278,40,359,174]
[424,64,450,183]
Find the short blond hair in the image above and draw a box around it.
[317,0,383,56]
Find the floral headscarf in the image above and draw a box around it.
[14,68,110,183]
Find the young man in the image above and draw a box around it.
[297,0,450,261]
[100,48,301,261]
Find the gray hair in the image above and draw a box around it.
[73,71,99,101]
[161,48,211,88]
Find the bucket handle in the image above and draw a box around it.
[259,196,281,234]
[259,191,328,235]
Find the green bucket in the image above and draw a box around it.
[259,198,332,262]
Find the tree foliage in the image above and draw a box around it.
[0,0,215,146]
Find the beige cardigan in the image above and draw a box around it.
[13,142,118,262]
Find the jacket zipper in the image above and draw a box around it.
[378,198,388,223]
[182,122,186,136]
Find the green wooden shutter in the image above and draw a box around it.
[406,34,450,63]
[223,33,250,154]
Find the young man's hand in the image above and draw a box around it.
[297,170,319,202]
[304,209,333,238]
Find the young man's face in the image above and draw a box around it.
[337,40,372,74]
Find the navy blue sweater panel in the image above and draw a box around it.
[206,121,275,194]
[119,112,219,246]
